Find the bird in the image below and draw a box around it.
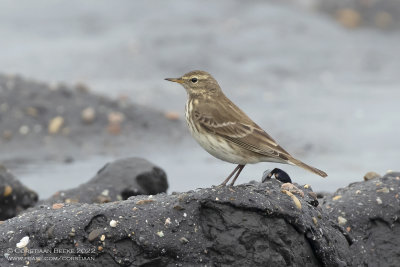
[165,70,327,186]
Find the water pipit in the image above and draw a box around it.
[165,70,327,186]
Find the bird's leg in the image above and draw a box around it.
[220,164,241,186]
[229,165,245,186]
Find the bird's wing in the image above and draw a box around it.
[192,98,291,161]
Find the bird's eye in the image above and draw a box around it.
[191,77,198,83]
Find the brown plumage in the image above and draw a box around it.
[166,70,327,186]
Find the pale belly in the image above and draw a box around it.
[185,101,260,165]
[190,128,259,164]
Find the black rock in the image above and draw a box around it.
[41,157,168,205]
[323,172,400,267]
[0,180,351,266]
[0,165,38,220]
[262,168,292,183]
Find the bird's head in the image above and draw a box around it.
[165,70,221,97]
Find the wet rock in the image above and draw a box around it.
[41,157,168,205]
[0,180,351,266]
[0,165,38,220]
[0,74,185,160]
[323,172,400,266]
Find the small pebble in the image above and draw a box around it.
[136,199,155,205]
[26,107,38,117]
[108,111,124,123]
[95,195,111,203]
[81,107,96,124]
[179,237,189,244]
[336,8,361,29]
[110,220,118,227]
[364,171,381,181]
[88,229,103,241]
[19,125,30,135]
[376,187,389,193]
[52,203,64,210]
[48,116,64,134]
[75,82,90,93]
[164,111,180,121]
[165,218,171,225]
[65,198,79,204]
[376,197,382,205]
[338,216,347,226]
[100,235,105,241]
[16,236,29,248]
[312,217,318,225]
[4,185,12,197]
[101,189,109,196]
[332,195,342,201]
[281,183,304,197]
[156,231,164,237]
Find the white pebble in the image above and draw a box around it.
[338,216,347,226]
[19,125,30,135]
[156,231,164,237]
[110,220,118,227]
[376,197,382,205]
[165,218,171,225]
[183,213,187,218]
[16,236,29,248]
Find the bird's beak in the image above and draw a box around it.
[165,77,184,84]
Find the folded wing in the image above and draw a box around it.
[192,98,291,162]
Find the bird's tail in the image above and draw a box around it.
[289,158,327,178]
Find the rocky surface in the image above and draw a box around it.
[0,180,351,266]
[304,0,400,30]
[0,74,185,160]
[0,165,38,220]
[323,171,400,267]
[41,157,168,205]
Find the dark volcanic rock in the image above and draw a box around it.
[323,171,400,267]
[0,73,185,160]
[0,180,351,266]
[41,157,168,205]
[0,165,38,220]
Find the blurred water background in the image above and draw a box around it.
[0,0,399,197]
